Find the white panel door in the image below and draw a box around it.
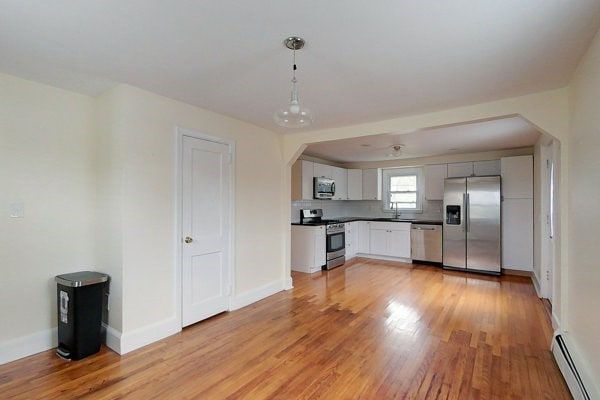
[347,169,363,200]
[502,198,533,271]
[182,136,231,327]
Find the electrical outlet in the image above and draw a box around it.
[9,202,24,218]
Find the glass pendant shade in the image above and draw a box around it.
[274,80,313,128]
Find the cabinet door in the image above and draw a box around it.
[345,222,356,259]
[369,228,389,256]
[362,169,381,200]
[357,221,370,253]
[424,164,447,201]
[473,160,500,176]
[447,162,474,178]
[502,198,533,271]
[291,160,314,200]
[313,163,333,179]
[501,156,533,198]
[331,166,348,200]
[347,169,363,200]
[314,225,326,269]
[389,229,411,258]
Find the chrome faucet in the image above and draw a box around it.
[393,202,401,219]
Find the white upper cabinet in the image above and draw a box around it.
[447,162,474,178]
[473,160,501,176]
[313,163,333,179]
[362,168,382,200]
[331,166,348,200]
[347,169,363,200]
[424,164,447,201]
[447,160,500,178]
[291,160,314,200]
[501,155,533,199]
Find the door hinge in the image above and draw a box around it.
[546,270,550,281]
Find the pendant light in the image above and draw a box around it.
[386,144,404,158]
[274,36,313,128]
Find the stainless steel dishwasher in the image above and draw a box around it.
[411,224,442,263]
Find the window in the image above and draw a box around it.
[382,167,423,212]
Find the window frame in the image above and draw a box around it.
[381,167,424,212]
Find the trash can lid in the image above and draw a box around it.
[55,271,108,287]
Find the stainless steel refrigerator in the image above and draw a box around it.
[443,176,501,274]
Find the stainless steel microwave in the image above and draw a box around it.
[314,177,335,199]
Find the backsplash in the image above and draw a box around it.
[291,199,443,222]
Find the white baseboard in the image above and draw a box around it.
[230,279,287,311]
[284,276,293,290]
[119,317,180,355]
[102,323,122,354]
[0,327,57,365]
[531,271,542,297]
[356,254,412,264]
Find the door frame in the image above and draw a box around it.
[174,126,236,328]
[540,139,559,302]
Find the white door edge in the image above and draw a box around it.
[174,126,236,328]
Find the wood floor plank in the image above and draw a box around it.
[0,258,571,399]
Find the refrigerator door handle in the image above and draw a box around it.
[462,193,467,232]
[465,193,470,233]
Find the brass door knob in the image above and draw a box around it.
[184,237,193,244]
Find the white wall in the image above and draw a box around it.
[0,75,288,362]
[566,29,600,393]
[0,73,97,362]
[99,85,286,340]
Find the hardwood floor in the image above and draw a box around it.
[0,258,571,399]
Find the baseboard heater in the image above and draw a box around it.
[551,331,590,400]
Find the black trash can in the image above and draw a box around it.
[55,271,108,360]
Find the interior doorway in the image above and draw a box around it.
[177,128,234,327]
[540,139,559,302]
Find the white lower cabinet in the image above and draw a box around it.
[345,221,359,260]
[368,222,411,259]
[357,221,370,254]
[291,225,326,273]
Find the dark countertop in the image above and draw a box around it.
[292,217,443,226]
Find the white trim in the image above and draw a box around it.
[553,330,600,400]
[381,167,424,212]
[174,126,236,328]
[284,275,294,290]
[552,310,561,331]
[119,317,180,355]
[531,270,542,298]
[230,280,287,311]
[0,328,57,365]
[103,323,122,354]
[355,254,413,264]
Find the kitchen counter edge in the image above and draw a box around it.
[291,218,443,226]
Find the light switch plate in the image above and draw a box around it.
[9,202,24,218]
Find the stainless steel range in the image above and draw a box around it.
[300,209,345,270]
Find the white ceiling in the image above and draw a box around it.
[303,116,541,163]
[1,1,599,133]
